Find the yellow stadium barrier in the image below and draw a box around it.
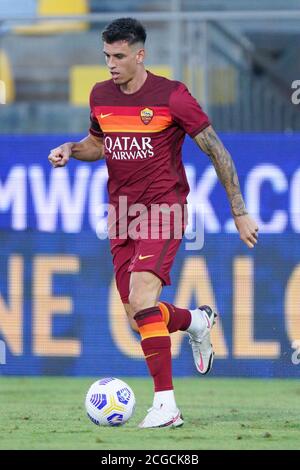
[184,66,236,105]
[14,0,88,35]
[70,65,173,106]
[70,66,109,106]
[70,64,235,106]
[0,50,15,103]
[38,0,88,16]
[146,66,172,79]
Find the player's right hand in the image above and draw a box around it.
[48,143,72,168]
[234,213,259,249]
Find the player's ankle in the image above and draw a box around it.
[186,308,207,337]
[153,389,177,411]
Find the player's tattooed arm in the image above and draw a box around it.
[193,125,247,217]
[194,125,259,248]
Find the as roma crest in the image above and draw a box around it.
[140,107,154,125]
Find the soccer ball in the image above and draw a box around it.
[85,377,136,426]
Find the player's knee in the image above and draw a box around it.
[128,291,146,314]
[129,273,161,313]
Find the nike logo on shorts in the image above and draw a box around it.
[138,254,155,260]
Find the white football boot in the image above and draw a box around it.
[138,404,184,429]
[188,305,217,375]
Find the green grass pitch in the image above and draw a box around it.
[0,377,299,450]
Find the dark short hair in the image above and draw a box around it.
[102,17,146,45]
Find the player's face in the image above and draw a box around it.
[103,41,144,85]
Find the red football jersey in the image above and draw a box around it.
[89,71,210,209]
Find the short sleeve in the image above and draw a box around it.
[89,111,103,138]
[89,87,104,138]
[169,83,210,137]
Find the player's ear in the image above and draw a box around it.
[136,47,145,64]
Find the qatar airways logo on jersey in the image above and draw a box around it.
[104,136,154,160]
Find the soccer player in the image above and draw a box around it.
[48,18,259,428]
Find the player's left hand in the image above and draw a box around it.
[234,214,259,249]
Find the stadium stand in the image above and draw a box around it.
[89,0,300,12]
[0,0,299,132]
[13,0,89,34]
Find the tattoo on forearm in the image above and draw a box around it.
[194,126,248,217]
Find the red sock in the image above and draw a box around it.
[158,301,192,333]
[134,306,173,392]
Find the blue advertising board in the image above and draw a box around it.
[0,133,300,377]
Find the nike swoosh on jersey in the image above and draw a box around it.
[138,254,155,260]
[100,113,113,118]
